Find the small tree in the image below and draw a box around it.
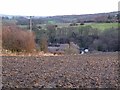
[39,35,48,53]
[64,42,79,54]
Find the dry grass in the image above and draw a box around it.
[1,49,60,57]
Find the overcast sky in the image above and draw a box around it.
[0,0,119,16]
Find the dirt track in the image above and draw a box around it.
[2,52,120,88]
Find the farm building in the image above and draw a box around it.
[48,42,80,54]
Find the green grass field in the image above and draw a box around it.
[87,23,118,30]
[57,23,118,30]
[49,22,118,30]
[18,23,118,31]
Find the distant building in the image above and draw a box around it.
[48,42,80,54]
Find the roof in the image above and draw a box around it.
[48,42,80,53]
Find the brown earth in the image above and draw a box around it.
[1,52,120,89]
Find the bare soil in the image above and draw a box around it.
[1,52,120,89]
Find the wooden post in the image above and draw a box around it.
[30,16,32,32]
[0,15,2,90]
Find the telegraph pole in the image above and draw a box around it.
[0,15,2,90]
[30,16,32,32]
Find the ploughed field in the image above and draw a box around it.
[2,52,119,88]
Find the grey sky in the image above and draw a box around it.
[0,0,119,16]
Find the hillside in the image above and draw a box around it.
[2,11,119,24]
[1,11,119,53]
[45,11,118,23]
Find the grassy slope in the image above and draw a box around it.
[49,23,118,30]
[18,23,118,31]
[87,23,118,30]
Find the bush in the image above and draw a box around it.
[64,42,80,54]
[39,36,48,53]
[65,47,79,54]
[2,24,36,52]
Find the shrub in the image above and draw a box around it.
[65,47,79,54]
[39,36,48,53]
[2,24,36,52]
[64,42,80,54]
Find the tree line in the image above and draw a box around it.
[32,24,119,52]
[2,17,119,53]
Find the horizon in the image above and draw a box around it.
[0,0,119,17]
[0,11,118,18]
